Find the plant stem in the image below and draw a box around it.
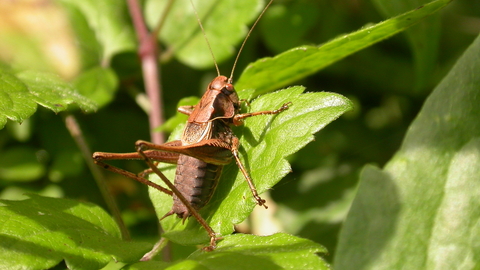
[126,0,173,260]
[127,0,165,144]
[140,237,169,261]
[64,114,130,241]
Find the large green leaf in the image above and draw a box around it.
[145,0,262,69]
[334,33,480,269]
[0,194,151,270]
[147,86,352,247]
[0,70,97,129]
[60,0,136,64]
[127,233,329,270]
[236,0,452,95]
[370,0,441,91]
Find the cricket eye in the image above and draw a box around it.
[225,84,234,92]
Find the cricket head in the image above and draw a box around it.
[207,75,240,121]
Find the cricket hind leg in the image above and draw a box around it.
[92,157,173,196]
[92,147,179,182]
[136,141,219,251]
[93,149,217,250]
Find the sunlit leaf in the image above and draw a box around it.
[60,0,136,63]
[334,32,480,270]
[0,70,97,129]
[0,195,151,269]
[127,233,329,270]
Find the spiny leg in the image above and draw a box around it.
[228,102,292,206]
[230,137,267,209]
[233,102,292,126]
[135,141,219,251]
[92,156,172,196]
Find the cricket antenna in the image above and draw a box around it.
[229,0,274,83]
[189,0,221,77]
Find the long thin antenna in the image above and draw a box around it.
[189,0,221,77]
[229,0,274,83]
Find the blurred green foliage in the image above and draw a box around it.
[0,0,478,268]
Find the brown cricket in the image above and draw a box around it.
[92,0,289,251]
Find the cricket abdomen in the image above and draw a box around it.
[172,154,222,219]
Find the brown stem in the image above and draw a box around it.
[64,114,131,241]
[126,0,172,259]
[127,0,165,144]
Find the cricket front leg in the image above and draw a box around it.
[230,137,268,209]
[233,102,291,126]
[178,105,195,115]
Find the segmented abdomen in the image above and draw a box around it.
[172,154,222,219]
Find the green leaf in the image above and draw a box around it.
[127,233,329,270]
[371,0,441,91]
[73,66,118,108]
[0,194,151,270]
[0,70,97,129]
[145,0,262,69]
[334,33,480,269]
[60,0,136,63]
[236,0,452,95]
[61,1,102,69]
[16,71,97,113]
[148,86,352,247]
[0,71,37,129]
